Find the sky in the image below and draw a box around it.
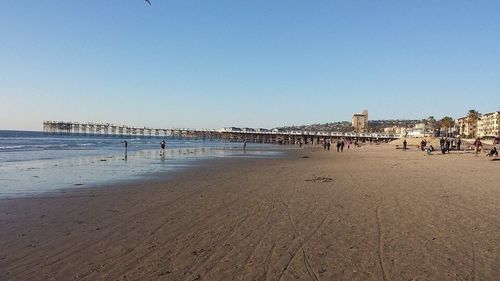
[1,0,499,131]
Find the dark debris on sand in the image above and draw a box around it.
[305,176,334,183]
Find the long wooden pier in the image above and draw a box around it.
[43,121,400,144]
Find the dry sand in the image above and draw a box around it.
[1,144,499,281]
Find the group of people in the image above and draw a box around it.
[403,137,497,158]
[438,137,462,154]
[336,139,348,152]
[320,139,351,152]
[473,138,498,158]
[415,139,436,155]
[407,137,462,155]
[322,141,331,150]
[419,139,433,152]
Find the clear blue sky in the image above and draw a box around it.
[1,1,499,130]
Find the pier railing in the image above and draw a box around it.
[43,121,399,144]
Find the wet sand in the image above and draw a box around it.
[1,144,499,280]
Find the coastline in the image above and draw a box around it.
[0,144,282,199]
[1,144,499,280]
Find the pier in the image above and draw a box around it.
[43,121,400,144]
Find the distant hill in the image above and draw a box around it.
[368,119,422,132]
[277,121,354,132]
[277,119,422,132]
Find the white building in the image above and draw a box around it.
[220,127,242,133]
[477,111,500,138]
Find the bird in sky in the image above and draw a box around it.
[145,0,151,5]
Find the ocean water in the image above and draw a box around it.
[0,130,279,198]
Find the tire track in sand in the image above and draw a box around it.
[376,206,388,281]
[277,199,328,281]
[237,183,289,281]
[183,186,279,281]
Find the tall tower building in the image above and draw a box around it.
[352,110,368,132]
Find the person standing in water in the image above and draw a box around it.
[160,139,166,156]
[243,140,247,151]
[123,140,128,160]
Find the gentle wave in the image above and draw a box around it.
[0,145,26,150]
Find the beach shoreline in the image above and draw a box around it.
[0,141,283,199]
[1,144,499,280]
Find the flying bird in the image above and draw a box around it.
[145,0,151,5]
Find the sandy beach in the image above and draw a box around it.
[1,144,499,281]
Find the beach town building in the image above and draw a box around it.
[402,122,434,137]
[455,117,468,137]
[455,115,480,138]
[383,127,396,134]
[352,110,368,133]
[477,111,500,138]
[383,126,406,135]
[220,127,242,133]
[456,115,479,138]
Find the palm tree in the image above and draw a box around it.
[439,117,454,137]
[427,116,438,136]
[467,109,480,138]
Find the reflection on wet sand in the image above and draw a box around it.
[0,147,281,198]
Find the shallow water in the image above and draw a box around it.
[0,131,280,198]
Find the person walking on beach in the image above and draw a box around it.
[243,140,247,151]
[445,138,451,153]
[441,139,447,154]
[340,140,345,152]
[440,137,445,151]
[327,141,331,151]
[420,139,426,151]
[403,139,407,151]
[457,138,461,150]
[160,139,166,156]
[474,138,482,157]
